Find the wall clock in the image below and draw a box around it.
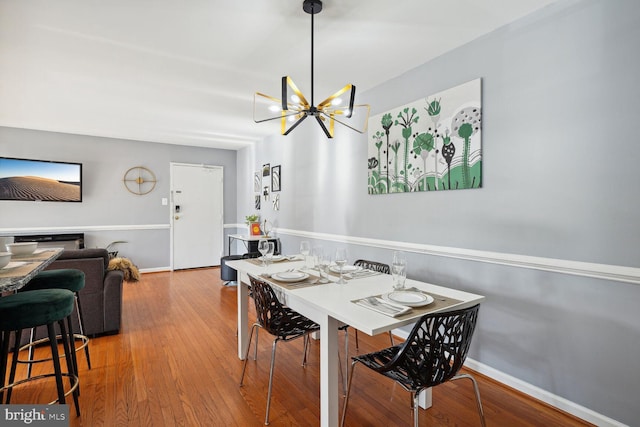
[123,166,157,195]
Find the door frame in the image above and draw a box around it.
[169,162,224,271]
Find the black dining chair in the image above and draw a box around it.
[341,304,485,427]
[239,275,320,425]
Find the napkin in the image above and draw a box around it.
[356,297,411,317]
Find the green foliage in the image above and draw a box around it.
[368,170,389,194]
[458,123,473,139]
[381,113,393,131]
[373,130,383,150]
[441,161,482,190]
[413,133,434,155]
[426,98,441,116]
[245,214,259,224]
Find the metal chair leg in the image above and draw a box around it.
[239,324,259,386]
[340,360,358,427]
[354,329,359,350]
[452,373,486,427]
[265,338,280,425]
[343,329,349,395]
[412,391,420,427]
[254,328,259,361]
[302,334,309,367]
[389,331,394,346]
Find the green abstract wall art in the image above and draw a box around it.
[367,78,482,194]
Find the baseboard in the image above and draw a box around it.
[463,358,627,427]
[391,328,625,427]
[139,267,171,274]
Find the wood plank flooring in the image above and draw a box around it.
[7,268,593,426]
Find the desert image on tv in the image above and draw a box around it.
[0,158,81,202]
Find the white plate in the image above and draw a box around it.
[272,271,309,282]
[329,265,360,274]
[383,291,434,307]
[259,255,285,262]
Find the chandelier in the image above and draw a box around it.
[253,0,370,139]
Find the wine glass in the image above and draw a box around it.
[300,241,311,268]
[334,248,348,284]
[258,239,269,267]
[392,251,407,290]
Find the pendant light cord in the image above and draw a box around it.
[310,7,314,108]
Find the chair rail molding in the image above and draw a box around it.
[275,228,640,286]
[0,224,170,235]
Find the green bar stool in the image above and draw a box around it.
[0,288,80,416]
[19,269,90,377]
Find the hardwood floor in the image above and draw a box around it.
[8,268,593,426]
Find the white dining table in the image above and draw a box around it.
[227,257,485,427]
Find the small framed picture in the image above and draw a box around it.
[271,165,281,192]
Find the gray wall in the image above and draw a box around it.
[237,0,640,424]
[0,127,237,269]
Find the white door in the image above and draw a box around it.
[171,163,224,270]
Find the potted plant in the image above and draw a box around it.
[245,214,261,236]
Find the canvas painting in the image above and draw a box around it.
[367,78,482,194]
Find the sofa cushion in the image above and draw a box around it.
[57,248,110,270]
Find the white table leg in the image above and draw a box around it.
[320,315,340,427]
[237,275,249,359]
[418,388,432,409]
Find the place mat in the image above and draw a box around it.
[260,273,321,290]
[247,257,298,266]
[352,290,463,319]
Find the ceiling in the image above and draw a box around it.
[0,0,560,150]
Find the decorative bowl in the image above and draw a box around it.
[6,242,38,256]
[0,252,11,268]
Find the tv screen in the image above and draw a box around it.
[0,157,83,202]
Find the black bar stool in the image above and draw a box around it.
[0,288,80,416]
[19,269,90,376]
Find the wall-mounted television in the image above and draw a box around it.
[0,157,83,202]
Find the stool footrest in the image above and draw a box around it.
[0,372,79,405]
[17,334,90,365]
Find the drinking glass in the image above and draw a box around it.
[258,239,269,267]
[392,251,407,290]
[265,242,275,266]
[312,246,324,281]
[317,253,331,283]
[334,248,348,284]
[300,241,311,267]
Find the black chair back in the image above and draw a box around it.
[354,259,390,274]
[383,304,479,388]
[249,276,318,339]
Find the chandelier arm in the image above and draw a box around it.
[283,115,309,135]
[314,115,332,138]
[319,110,369,134]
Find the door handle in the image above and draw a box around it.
[175,215,180,220]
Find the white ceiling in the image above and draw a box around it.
[0,0,560,150]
